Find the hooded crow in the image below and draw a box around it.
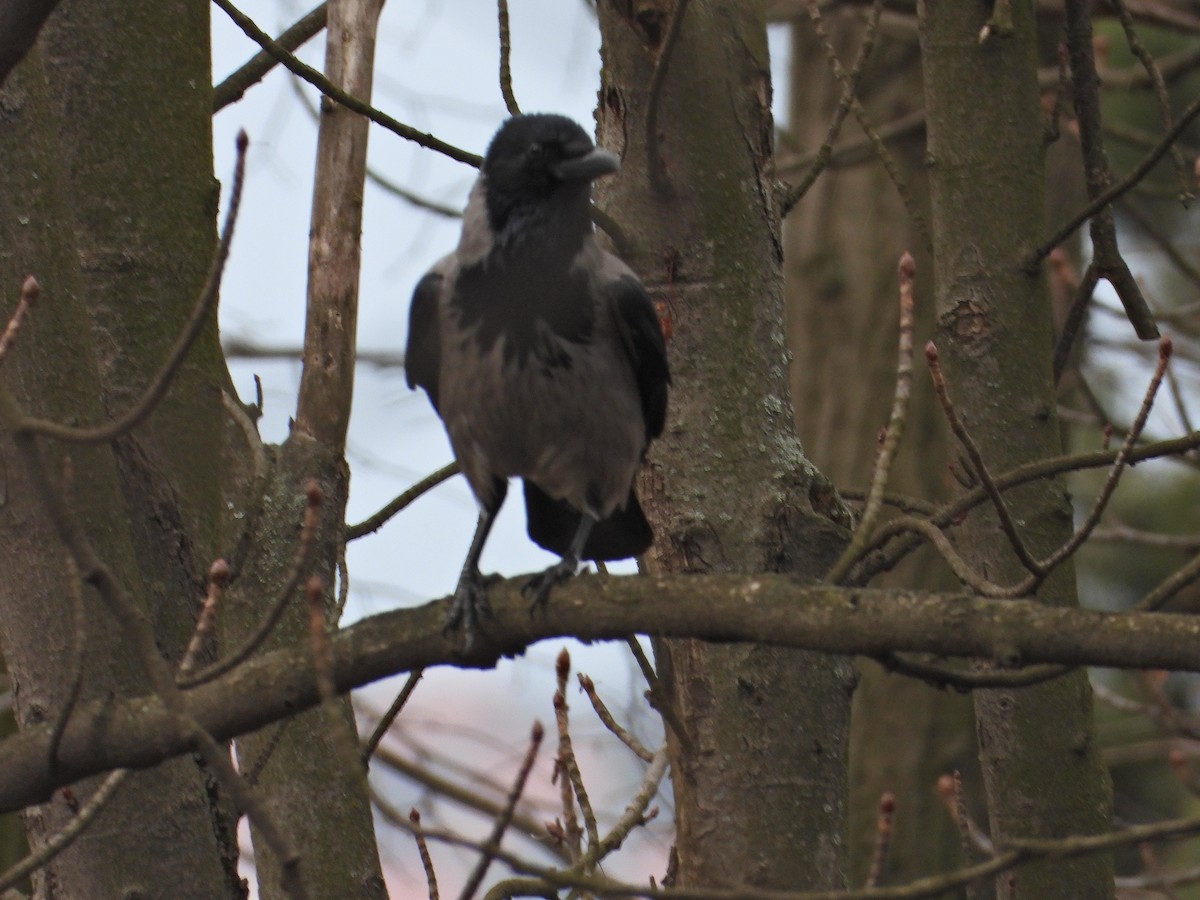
[405,114,670,645]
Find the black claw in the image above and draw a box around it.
[522,558,579,616]
[445,571,492,650]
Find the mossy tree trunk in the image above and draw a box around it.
[0,1,241,895]
[596,1,855,888]
[783,10,981,885]
[918,2,1114,896]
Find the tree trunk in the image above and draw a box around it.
[596,1,855,888]
[0,25,237,900]
[783,10,981,885]
[229,1,387,896]
[918,2,1114,897]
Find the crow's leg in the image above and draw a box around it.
[446,483,506,648]
[523,512,596,614]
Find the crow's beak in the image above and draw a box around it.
[553,147,620,182]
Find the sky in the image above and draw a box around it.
[211,1,791,893]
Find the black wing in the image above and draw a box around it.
[405,271,443,412]
[608,274,670,442]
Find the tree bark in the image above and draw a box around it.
[230,1,387,896]
[0,31,236,900]
[918,2,1114,896]
[783,10,982,885]
[595,1,855,888]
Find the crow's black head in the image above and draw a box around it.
[481,114,618,238]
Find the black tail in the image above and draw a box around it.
[523,481,653,561]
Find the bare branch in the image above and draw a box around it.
[496,0,521,116]
[408,809,440,900]
[211,0,481,167]
[179,480,322,689]
[362,669,424,764]
[925,342,1041,577]
[1026,87,1200,275]
[798,0,931,248]
[346,462,459,540]
[0,768,129,893]
[826,253,917,584]
[578,673,654,763]
[779,0,886,213]
[457,720,543,900]
[213,2,327,111]
[1109,0,1192,201]
[0,275,38,366]
[9,576,1200,814]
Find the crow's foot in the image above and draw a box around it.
[521,558,580,616]
[444,571,495,650]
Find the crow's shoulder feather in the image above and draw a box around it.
[405,268,444,411]
[606,273,670,442]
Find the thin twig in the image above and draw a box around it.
[626,636,692,754]
[864,792,896,888]
[307,576,335,705]
[213,2,328,111]
[1091,523,1200,551]
[1052,262,1100,385]
[938,771,992,862]
[345,462,458,540]
[551,649,583,861]
[212,0,481,167]
[780,0,885,212]
[496,0,521,116]
[554,685,599,856]
[0,768,129,893]
[1060,0,1159,341]
[0,275,38,366]
[925,342,1042,576]
[1108,0,1192,202]
[826,253,917,584]
[457,721,544,900]
[286,73,463,219]
[362,669,424,765]
[180,479,322,688]
[866,515,1015,597]
[1136,548,1200,612]
[48,549,86,774]
[578,673,653,762]
[878,653,1071,691]
[801,0,931,250]
[1026,87,1200,273]
[857,429,1200,583]
[580,745,669,868]
[1037,336,1173,573]
[372,747,570,863]
[178,559,230,676]
[408,809,440,900]
[406,805,1200,900]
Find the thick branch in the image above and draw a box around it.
[2,573,1200,813]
